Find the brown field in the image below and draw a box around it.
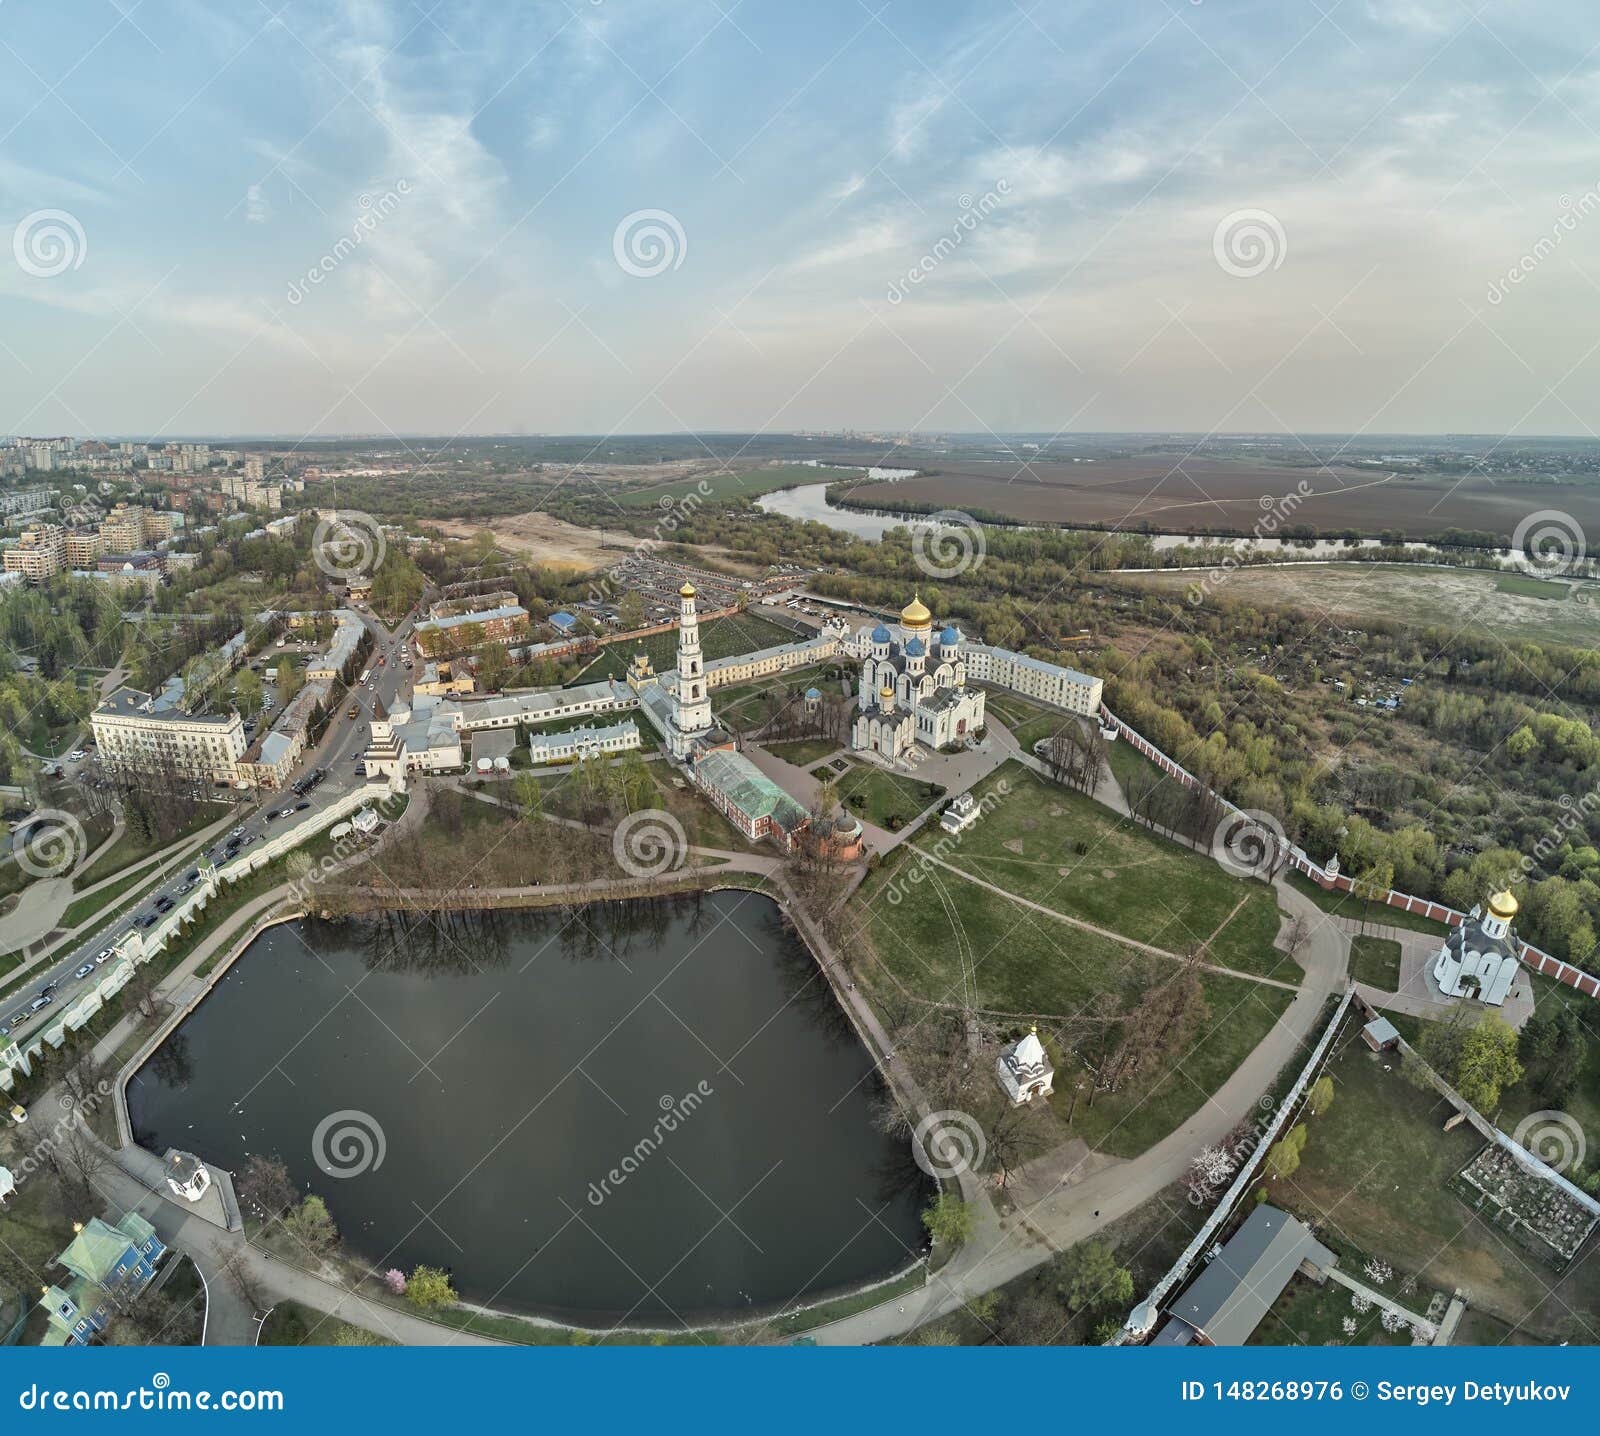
[433,512,618,571]
[843,458,1600,540]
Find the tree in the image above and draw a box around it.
[1265,1124,1308,1179]
[1306,1076,1335,1116]
[236,1154,298,1222]
[921,1193,975,1247]
[1053,1241,1133,1317]
[405,1264,458,1309]
[234,667,263,720]
[281,1194,339,1257]
[512,769,545,823]
[1453,1012,1525,1112]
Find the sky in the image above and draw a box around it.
[3,0,1600,440]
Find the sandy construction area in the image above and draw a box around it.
[434,512,617,571]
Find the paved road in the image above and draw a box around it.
[0,607,414,1051]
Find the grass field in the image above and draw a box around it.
[1349,934,1402,990]
[913,764,1291,981]
[1284,870,1447,936]
[614,463,856,508]
[1247,1273,1423,1346]
[712,661,844,732]
[569,612,800,684]
[73,805,224,888]
[764,737,841,766]
[1122,562,1600,648]
[827,759,944,830]
[981,689,1074,750]
[1495,573,1572,599]
[850,845,1294,1157]
[58,864,160,930]
[1277,1024,1600,1340]
[259,1300,394,1346]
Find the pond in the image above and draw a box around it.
[127,891,927,1325]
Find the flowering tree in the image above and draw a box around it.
[384,1269,407,1295]
[1380,1308,1406,1333]
[1351,1292,1373,1314]
[1341,1316,1358,1335]
[1362,1257,1393,1285]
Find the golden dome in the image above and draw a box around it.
[880,685,894,699]
[679,581,697,598]
[901,591,931,626]
[1488,889,1518,920]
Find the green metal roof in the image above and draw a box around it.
[696,750,807,829]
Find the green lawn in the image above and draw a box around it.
[712,662,842,732]
[915,764,1292,982]
[1284,869,1447,936]
[1349,934,1402,990]
[851,850,1293,1157]
[1276,1023,1600,1341]
[1247,1272,1425,1347]
[980,689,1075,750]
[570,612,802,684]
[614,463,855,507]
[57,865,160,931]
[764,737,842,767]
[73,805,225,888]
[1495,573,1571,600]
[259,1299,394,1347]
[831,759,944,831]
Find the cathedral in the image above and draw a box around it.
[852,592,986,760]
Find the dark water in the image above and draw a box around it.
[127,892,927,1322]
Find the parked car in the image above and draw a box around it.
[95,948,114,965]
[138,914,157,929]
[68,749,86,761]
[278,807,295,819]
[7,1011,30,1030]
[155,896,175,913]
[295,801,310,811]
[73,962,94,980]
[185,869,199,882]
[27,994,52,1012]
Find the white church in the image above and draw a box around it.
[852,593,987,760]
[1432,887,1523,1007]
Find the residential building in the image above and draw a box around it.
[2,524,66,581]
[38,1213,166,1347]
[92,686,246,784]
[527,718,640,765]
[413,603,530,657]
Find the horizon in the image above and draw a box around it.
[5,1,1600,438]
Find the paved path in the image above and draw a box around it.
[807,866,1349,1344]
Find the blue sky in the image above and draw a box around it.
[2,0,1599,439]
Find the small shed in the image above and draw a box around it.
[1361,1016,1400,1052]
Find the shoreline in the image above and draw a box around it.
[111,875,934,1344]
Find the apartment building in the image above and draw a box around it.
[2,524,67,582]
[92,686,247,784]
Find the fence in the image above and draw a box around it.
[1099,707,1600,1003]
[0,782,393,1090]
[1112,987,1355,1343]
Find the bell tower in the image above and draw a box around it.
[670,581,712,756]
